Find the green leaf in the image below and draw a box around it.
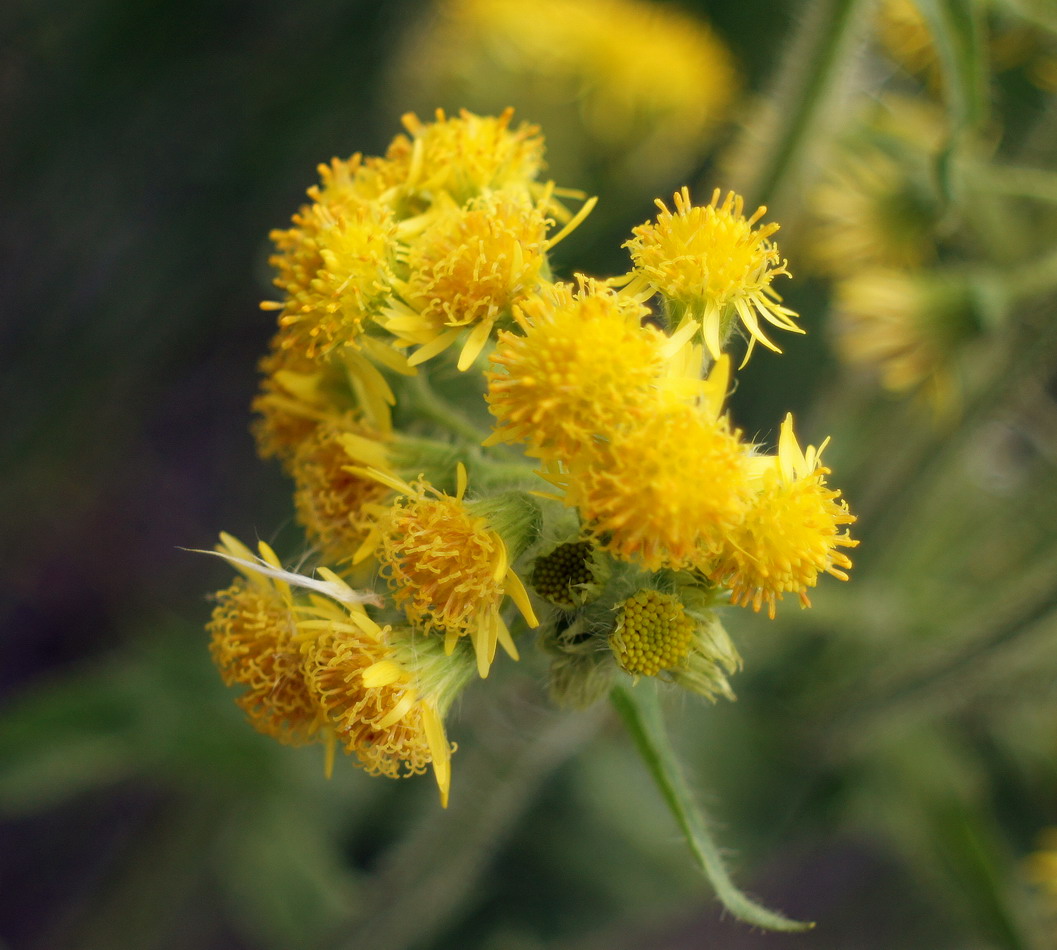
[610,682,813,932]
[0,670,139,812]
[215,795,360,950]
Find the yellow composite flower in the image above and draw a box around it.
[706,414,857,619]
[485,278,696,460]
[358,466,540,677]
[209,567,321,748]
[383,190,553,370]
[831,268,978,410]
[608,588,742,701]
[263,198,399,361]
[206,534,470,805]
[251,343,336,463]
[808,147,938,276]
[621,186,801,362]
[251,334,406,463]
[1026,828,1057,904]
[394,0,738,191]
[309,151,407,210]
[389,107,547,208]
[876,0,937,78]
[289,418,394,565]
[545,377,751,572]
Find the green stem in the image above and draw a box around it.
[748,0,872,209]
[610,682,813,932]
[405,372,486,444]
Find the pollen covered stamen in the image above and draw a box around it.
[611,590,694,677]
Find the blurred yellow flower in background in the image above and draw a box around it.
[388,0,738,197]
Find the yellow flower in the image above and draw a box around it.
[808,148,938,276]
[485,279,690,459]
[209,571,321,747]
[391,108,547,207]
[298,607,472,807]
[831,268,978,409]
[547,383,750,571]
[251,334,405,463]
[206,534,470,805]
[1027,828,1057,904]
[310,152,406,209]
[575,0,738,157]
[263,197,398,361]
[707,414,857,619]
[392,0,738,192]
[251,343,336,463]
[384,190,553,370]
[361,467,540,677]
[609,588,742,700]
[622,186,800,361]
[876,0,938,79]
[290,418,393,565]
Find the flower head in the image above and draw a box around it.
[531,540,601,609]
[876,0,937,78]
[706,414,858,618]
[299,614,472,806]
[1027,828,1057,907]
[549,390,750,571]
[209,569,320,747]
[623,186,800,360]
[206,534,471,805]
[264,198,398,361]
[290,419,393,565]
[393,0,737,192]
[609,588,741,700]
[392,108,546,207]
[485,279,679,459]
[385,190,552,370]
[831,268,979,408]
[610,589,695,677]
[365,468,540,677]
[251,344,336,463]
[808,148,939,276]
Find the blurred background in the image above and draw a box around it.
[4,0,1057,947]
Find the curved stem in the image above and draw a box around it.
[405,372,486,444]
[610,682,813,932]
[747,0,872,209]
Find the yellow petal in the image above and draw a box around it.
[504,567,539,628]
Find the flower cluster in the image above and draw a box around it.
[204,110,856,804]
